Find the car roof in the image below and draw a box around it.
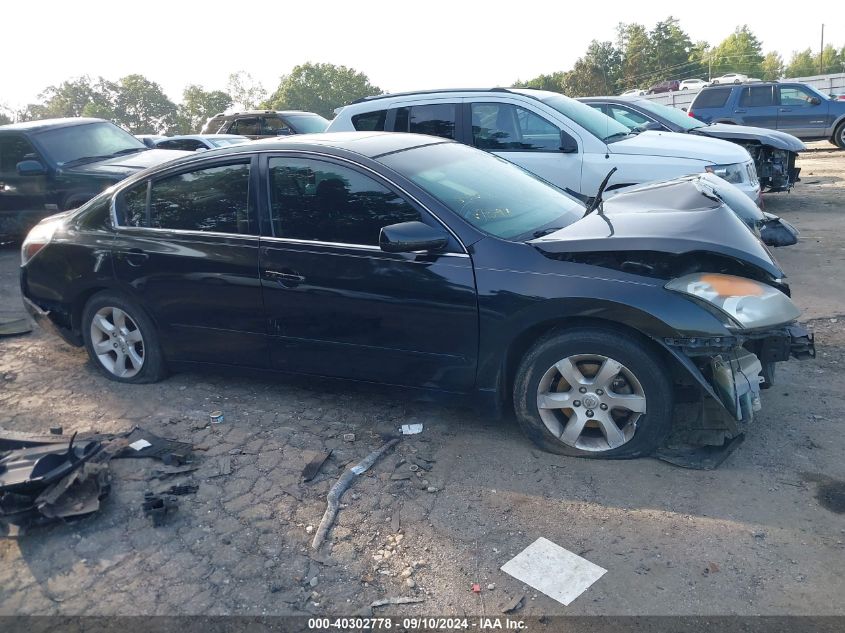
[151,132,449,168]
[160,134,246,141]
[208,110,324,119]
[0,117,105,133]
[346,87,565,107]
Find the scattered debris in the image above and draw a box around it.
[471,583,481,593]
[199,456,231,479]
[501,537,607,606]
[501,593,526,613]
[311,439,399,550]
[370,596,425,609]
[653,434,745,470]
[302,450,333,483]
[209,411,224,424]
[487,583,496,590]
[343,433,356,442]
[150,465,201,480]
[400,424,423,435]
[118,428,193,465]
[704,562,721,575]
[161,484,198,496]
[142,492,178,527]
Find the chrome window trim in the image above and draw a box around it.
[258,234,470,257]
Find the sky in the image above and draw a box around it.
[1,0,841,110]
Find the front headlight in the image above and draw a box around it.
[705,162,746,184]
[666,273,800,329]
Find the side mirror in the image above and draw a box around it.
[760,216,799,247]
[16,160,47,176]
[559,130,578,153]
[379,221,449,253]
[276,128,292,136]
[808,96,821,105]
[635,121,663,132]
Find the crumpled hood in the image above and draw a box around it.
[691,123,806,152]
[531,176,783,279]
[61,149,191,179]
[608,130,750,164]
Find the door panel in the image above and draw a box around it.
[111,159,267,366]
[777,86,830,137]
[736,86,778,128]
[0,135,51,233]
[259,154,478,390]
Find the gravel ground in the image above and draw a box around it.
[0,143,843,617]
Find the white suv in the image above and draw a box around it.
[328,88,761,203]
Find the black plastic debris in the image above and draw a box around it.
[653,434,745,470]
[0,318,32,338]
[142,492,178,527]
[118,428,193,465]
[161,484,198,496]
[302,450,332,482]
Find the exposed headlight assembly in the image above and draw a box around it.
[704,162,747,184]
[666,273,800,330]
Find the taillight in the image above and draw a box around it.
[20,218,61,265]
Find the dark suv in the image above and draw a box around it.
[200,110,329,139]
[0,118,187,239]
[689,82,845,148]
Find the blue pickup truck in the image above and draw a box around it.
[689,82,845,149]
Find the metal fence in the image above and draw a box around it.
[639,73,845,110]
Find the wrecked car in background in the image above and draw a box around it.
[580,96,805,192]
[0,118,189,240]
[19,132,814,458]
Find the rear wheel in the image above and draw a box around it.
[832,121,845,149]
[513,328,673,459]
[82,292,166,383]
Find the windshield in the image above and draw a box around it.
[537,93,632,142]
[285,114,330,134]
[209,137,248,147]
[634,99,705,130]
[379,142,584,240]
[35,121,147,166]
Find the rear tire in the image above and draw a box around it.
[513,328,673,459]
[832,121,845,149]
[82,291,167,383]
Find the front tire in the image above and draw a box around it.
[513,328,673,459]
[82,291,167,383]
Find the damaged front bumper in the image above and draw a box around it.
[661,323,815,444]
[749,147,801,192]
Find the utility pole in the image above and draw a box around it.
[820,24,824,75]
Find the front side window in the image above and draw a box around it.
[779,86,817,106]
[115,182,148,228]
[159,139,205,151]
[0,136,39,172]
[606,105,651,129]
[740,86,775,107]
[268,157,420,245]
[471,103,561,151]
[393,104,457,139]
[260,117,291,135]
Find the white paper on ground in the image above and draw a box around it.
[400,423,423,435]
[128,439,152,451]
[500,537,607,606]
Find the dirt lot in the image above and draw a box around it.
[1,143,844,618]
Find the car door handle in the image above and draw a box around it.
[123,248,149,267]
[734,109,746,113]
[264,269,306,285]
[779,108,792,112]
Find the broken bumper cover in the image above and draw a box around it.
[21,296,81,346]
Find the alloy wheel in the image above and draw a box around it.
[536,354,647,452]
[89,306,145,378]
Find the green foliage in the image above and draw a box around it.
[178,85,233,133]
[513,72,566,91]
[227,71,267,110]
[0,111,11,126]
[111,74,179,134]
[785,48,818,78]
[761,52,784,80]
[710,26,764,77]
[648,17,693,83]
[265,62,381,119]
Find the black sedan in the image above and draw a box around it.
[19,132,815,458]
[580,96,805,192]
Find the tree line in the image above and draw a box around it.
[515,18,845,96]
[0,63,381,133]
[1,19,843,131]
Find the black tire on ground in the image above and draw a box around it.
[81,291,167,384]
[832,121,845,150]
[512,327,673,459]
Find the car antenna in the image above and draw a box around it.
[583,167,618,217]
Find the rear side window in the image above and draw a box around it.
[158,139,205,151]
[260,117,291,135]
[739,86,774,107]
[229,117,260,135]
[351,110,387,131]
[693,88,731,108]
[150,163,252,233]
[393,103,457,139]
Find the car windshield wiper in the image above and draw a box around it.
[603,131,635,143]
[532,227,563,238]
